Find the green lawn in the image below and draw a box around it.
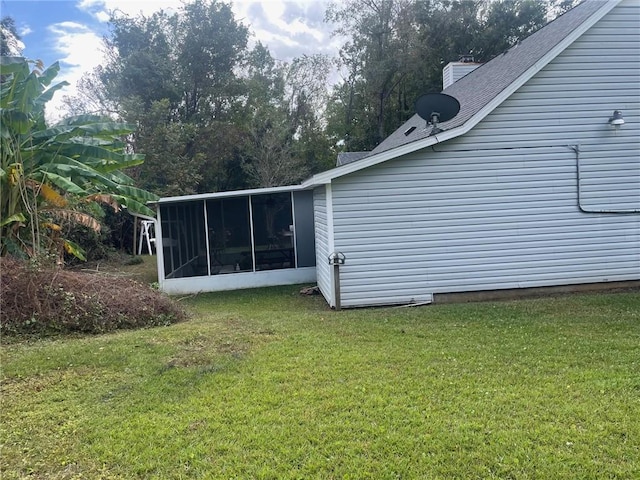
[2,288,639,479]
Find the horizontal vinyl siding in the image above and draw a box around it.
[328,3,639,307]
[331,148,639,306]
[457,1,640,210]
[579,148,639,211]
[313,186,332,305]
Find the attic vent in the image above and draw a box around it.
[404,126,417,136]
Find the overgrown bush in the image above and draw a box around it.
[104,208,137,254]
[64,202,114,266]
[0,257,186,336]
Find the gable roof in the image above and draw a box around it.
[304,0,618,187]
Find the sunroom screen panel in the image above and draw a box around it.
[207,197,253,274]
[251,193,294,271]
[160,201,206,278]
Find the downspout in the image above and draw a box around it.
[570,145,640,214]
[329,251,346,311]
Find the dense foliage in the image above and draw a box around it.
[65,0,334,195]
[61,0,575,197]
[0,57,157,262]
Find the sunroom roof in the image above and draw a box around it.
[156,184,310,204]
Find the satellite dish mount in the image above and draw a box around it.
[415,93,460,136]
[430,112,442,131]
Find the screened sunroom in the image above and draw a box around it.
[155,186,316,294]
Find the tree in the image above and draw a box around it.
[62,66,119,117]
[284,54,335,173]
[326,0,556,151]
[0,57,157,262]
[237,44,303,187]
[237,47,334,187]
[327,0,414,149]
[123,97,203,197]
[67,5,338,194]
[1,17,22,57]
[241,117,303,188]
[177,0,249,122]
[100,11,180,110]
[477,0,547,59]
[69,1,251,196]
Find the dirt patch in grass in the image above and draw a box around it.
[0,256,185,336]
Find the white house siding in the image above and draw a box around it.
[329,1,639,307]
[314,185,334,306]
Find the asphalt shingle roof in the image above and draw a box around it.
[336,151,370,166]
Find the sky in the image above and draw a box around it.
[0,0,343,119]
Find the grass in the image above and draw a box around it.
[1,287,639,479]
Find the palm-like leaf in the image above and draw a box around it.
[47,209,102,233]
[1,57,158,260]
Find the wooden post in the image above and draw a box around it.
[333,263,341,311]
[133,217,138,256]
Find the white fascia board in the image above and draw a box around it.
[157,184,309,204]
[302,0,619,188]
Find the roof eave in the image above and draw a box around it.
[157,184,309,204]
[302,126,466,186]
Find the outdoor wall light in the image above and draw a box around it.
[608,110,624,127]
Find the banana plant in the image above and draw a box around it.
[1,57,158,261]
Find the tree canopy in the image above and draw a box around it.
[58,0,574,196]
[1,16,22,57]
[325,0,561,151]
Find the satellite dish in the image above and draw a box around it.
[415,93,460,134]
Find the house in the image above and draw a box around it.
[156,0,639,307]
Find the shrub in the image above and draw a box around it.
[0,256,186,336]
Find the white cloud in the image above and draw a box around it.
[45,22,105,122]
[232,0,342,62]
[94,10,111,23]
[43,0,343,121]
[19,25,33,37]
[78,0,103,7]
[78,0,341,61]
